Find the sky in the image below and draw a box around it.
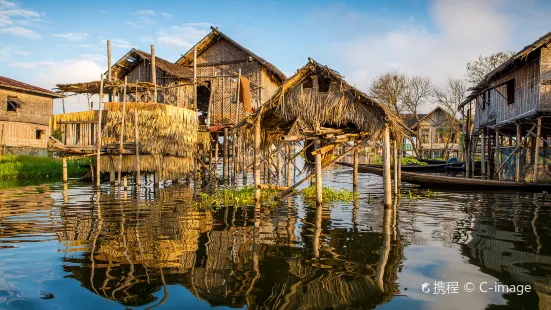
[1,0,551,113]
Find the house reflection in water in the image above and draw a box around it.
[56,185,403,308]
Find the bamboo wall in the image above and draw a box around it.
[417,108,461,154]
[191,39,282,125]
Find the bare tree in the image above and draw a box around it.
[369,71,407,114]
[434,78,467,159]
[466,51,515,85]
[401,75,432,157]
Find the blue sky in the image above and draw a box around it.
[1,0,551,113]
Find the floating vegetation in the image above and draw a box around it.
[399,189,437,200]
[0,155,89,180]
[192,186,279,210]
[375,156,427,166]
[300,186,359,203]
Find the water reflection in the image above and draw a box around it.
[0,166,550,309]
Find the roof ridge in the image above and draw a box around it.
[0,76,60,97]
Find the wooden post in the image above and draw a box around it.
[314,139,322,205]
[62,157,68,183]
[533,118,542,182]
[61,92,66,114]
[353,148,359,191]
[393,139,398,195]
[254,116,261,201]
[234,69,241,125]
[118,76,127,186]
[481,130,486,179]
[287,145,293,188]
[223,127,229,182]
[134,92,141,186]
[95,74,104,187]
[193,46,197,110]
[151,44,157,102]
[110,168,115,185]
[397,141,402,187]
[214,132,219,177]
[107,40,112,81]
[495,129,501,180]
[383,124,392,207]
[516,124,521,182]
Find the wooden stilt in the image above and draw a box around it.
[287,145,293,188]
[123,175,127,188]
[118,76,127,186]
[214,132,219,178]
[62,157,68,183]
[393,139,398,194]
[397,141,402,188]
[95,74,104,187]
[254,116,261,201]
[353,148,359,191]
[223,127,229,183]
[481,130,486,179]
[314,139,322,205]
[516,124,522,182]
[495,129,501,180]
[151,45,157,102]
[110,168,115,185]
[107,40,112,81]
[533,117,542,182]
[134,92,141,187]
[383,124,392,207]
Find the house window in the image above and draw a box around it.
[506,79,515,104]
[36,130,45,139]
[6,97,18,112]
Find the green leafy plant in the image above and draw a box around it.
[300,186,359,203]
[192,186,279,210]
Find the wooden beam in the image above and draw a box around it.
[134,86,141,186]
[107,40,112,81]
[151,45,157,102]
[278,138,367,200]
[515,124,522,182]
[254,116,261,201]
[314,139,323,205]
[481,130,486,179]
[493,124,536,179]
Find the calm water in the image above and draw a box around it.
[0,163,550,309]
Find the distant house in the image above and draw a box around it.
[459,31,551,182]
[401,106,462,159]
[0,76,61,155]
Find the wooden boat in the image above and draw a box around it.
[339,162,551,191]
[363,163,451,172]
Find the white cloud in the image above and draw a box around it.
[106,38,133,49]
[52,32,88,42]
[0,49,9,61]
[157,23,210,49]
[136,9,156,16]
[0,26,40,38]
[331,0,515,105]
[139,36,153,43]
[0,1,42,37]
[80,54,106,62]
[0,0,17,9]
[160,12,172,18]
[125,21,139,27]
[9,61,56,69]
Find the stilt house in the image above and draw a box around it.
[460,31,551,182]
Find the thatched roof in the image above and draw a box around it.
[404,106,460,130]
[55,80,157,94]
[0,76,61,98]
[110,48,193,80]
[176,26,286,82]
[400,113,427,128]
[459,31,551,109]
[246,58,409,139]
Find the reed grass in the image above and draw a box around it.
[0,155,89,180]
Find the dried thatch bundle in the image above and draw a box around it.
[50,110,99,131]
[103,102,198,157]
[197,131,211,151]
[100,155,193,179]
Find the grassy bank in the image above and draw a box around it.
[0,155,89,180]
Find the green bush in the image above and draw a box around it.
[0,154,89,180]
[192,186,279,209]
